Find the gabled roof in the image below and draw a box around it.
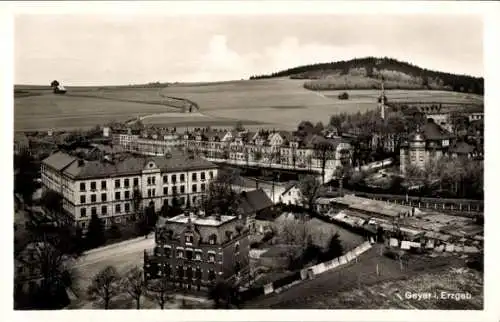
[420,121,454,140]
[240,189,273,213]
[47,151,218,180]
[42,151,77,171]
[281,181,299,195]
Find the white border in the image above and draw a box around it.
[2,1,500,322]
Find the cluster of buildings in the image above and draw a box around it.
[111,126,353,181]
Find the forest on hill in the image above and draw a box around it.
[249,57,484,95]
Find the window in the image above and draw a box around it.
[152,189,156,197]
[209,171,214,179]
[81,221,86,228]
[80,182,86,192]
[192,185,197,193]
[180,197,185,205]
[163,175,168,184]
[80,195,86,204]
[115,191,121,200]
[147,189,152,198]
[101,205,107,215]
[185,234,193,244]
[209,234,217,245]
[147,177,151,185]
[186,250,193,260]
[124,178,130,188]
[192,173,197,181]
[152,176,156,185]
[172,186,177,194]
[195,251,202,261]
[124,190,130,199]
[201,172,206,181]
[133,178,139,186]
[177,266,184,279]
[235,242,240,254]
[192,196,197,204]
[177,250,184,258]
[90,181,96,191]
[80,207,87,217]
[101,180,107,190]
[201,183,206,192]
[180,174,185,182]
[125,203,130,212]
[180,185,185,194]
[163,187,168,195]
[115,204,121,213]
[172,174,177,183]
[115,179,120,189]
[91,207,97,216]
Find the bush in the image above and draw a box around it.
[338,92,349,100]
[108,224,122,240]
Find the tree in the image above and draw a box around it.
[85,214,106,249]
[132,187,143,220]
[146,277,173,309]
[121,267,145,309]
[203,170,240,217]
[314,139,335,184]
[87,266,122,309]
[299,175,321,210]
[208,281,241,309]
[41,189,63,214]
[323,232,344,261]
[14,235,78,309]
[14,151,37,208]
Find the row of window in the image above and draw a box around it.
[78,172,214,192]
[80,178,139,192]
[157,265,217,281]
[80,203,131,218]
[79,184,207,204]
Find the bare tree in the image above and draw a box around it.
[299,175,321,210]
[87,266,122,309]
[121,266,145,309]
[203,170,240,217]
[146,277,173,309]
[314,139,336,184]
[278,219,309,249]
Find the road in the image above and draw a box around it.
[71,235,155,292]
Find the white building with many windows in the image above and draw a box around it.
[41,151,218,231]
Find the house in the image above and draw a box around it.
[279,181,302,205]
[144,211,249,291]
[237,189,274,233]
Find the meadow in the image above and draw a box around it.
[14,78,483,132]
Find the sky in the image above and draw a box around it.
[14,14,483,85]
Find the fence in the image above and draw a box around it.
[257,241,373,297]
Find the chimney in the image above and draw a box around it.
[77,159,84,167]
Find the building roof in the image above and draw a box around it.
[46,151,217,180]
[240,189,273,213]
[330,194,413,218]
[42,151,77,171]
[168,213,236,227]
[420,120,453,140]
[281,181,299,195]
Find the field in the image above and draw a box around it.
[245,245,481,309]
[14,78,483,132]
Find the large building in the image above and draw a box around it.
[40,151,218,230]
[144,211,249,292]
[399,120,455,173]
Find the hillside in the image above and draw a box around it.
[249,57,484,95]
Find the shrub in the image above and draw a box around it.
[338,92,349,100]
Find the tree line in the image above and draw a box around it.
[249,56,484,95]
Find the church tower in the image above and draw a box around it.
[378,77,388,120]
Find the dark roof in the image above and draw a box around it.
[46,151,218,180]
[42,151,77,171]
[240,189,273,213]
[255,209,280,221]
[449,141,475,154]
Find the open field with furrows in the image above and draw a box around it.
[15,78,483,132]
